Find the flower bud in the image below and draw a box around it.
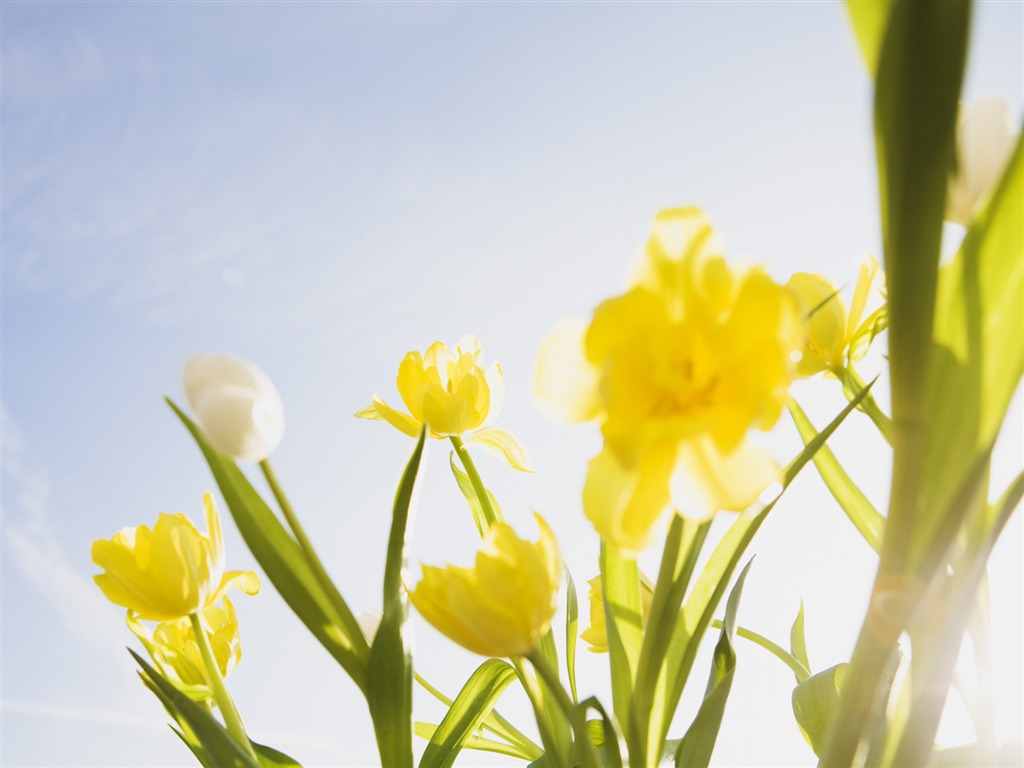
[183,354,285,462]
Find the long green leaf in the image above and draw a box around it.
[790,601,811,684]
[579,696,624,768]
[788,401,885,553]
[418,659,519,768]
[919,133,1024,564]
[600,542,642,740]
[368,429,427,768]
[168,400,369,691]
[845,0,893,77]
[131,649,261,768]
[415,724,527,760]
[673,559,753,768]
[565,566,580,705]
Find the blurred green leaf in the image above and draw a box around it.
[673,559,753,768]
[368,429,427,768]
[415,724,527,760]
[600,543,642,733]
[565,567,580,705]
[450,452,503,537]
[788,401,885,553]
[920,134,1024,563]
[418,658,519,768]
[792,663,849,758]
[253,743,302,768]
[131,649,262,768]
[790,601,811,683]
[168,399,368,691]
[846,0,893,77]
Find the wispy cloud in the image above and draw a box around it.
[0,403,123,652]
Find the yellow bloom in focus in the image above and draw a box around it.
[409,514,561,657]
[128,597,243,704]
[536,207,801,550]
[579,573,655,653]
[356,335,532,471]
[92,493,260,622]
[786,257,887,377]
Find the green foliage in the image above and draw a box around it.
[792,663,848,758]
[845,0,893,77]
[419,659,519,768]
[449,452,504,537]
[169,399,369,691]
[367,429,427,768]
[672,560,752,768]
[565,567,580,705]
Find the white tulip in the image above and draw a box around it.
[182,354,285,462]
[946,95,1018,226]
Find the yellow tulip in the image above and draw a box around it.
[128,597,243,704]
[536,207,801,550]
[786,256,886,377]
[579,572,655,653]
[92,493,260,622]
[409,514,561,657]
[356,335,532,471]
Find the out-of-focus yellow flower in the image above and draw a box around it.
[92,493,260,622]
[128,597,243,703]
[409,514,561,657]
[579,573,655,653]
[536,207,801,550]
[786,256,887,377]
[946,95,1018,227]
[182,354,285,463]
[356,335,532,471]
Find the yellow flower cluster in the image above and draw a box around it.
[537,207,802,551]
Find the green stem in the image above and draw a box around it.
[259,459,367,658]
[189,612,259,762]
[449,435,502,530]
[526,650,601,768]
[514,659,567,765]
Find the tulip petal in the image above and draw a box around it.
[210,569,262,606]
[359,396,423,438]
[671,437,779,521]
[469,428,534,472]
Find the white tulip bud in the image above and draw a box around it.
[182,354,285,462]
[947,95,1018,226]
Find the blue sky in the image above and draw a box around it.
[2,2,1021,765]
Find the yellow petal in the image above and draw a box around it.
[469,428,534,472]
[583,445,675,554]
[364,395,423,438]
[671,436,779,520]
[534,319,601,424]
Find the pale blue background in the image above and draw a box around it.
[2,2,1021,765]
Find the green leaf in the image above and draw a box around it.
[131,649,262,768]
[920,133,1024,563]
[253,743,302,768]
[368,428,427,768]
[450,452,503,537]
[168,399,369,692]
[673,559,753,768]
[418,659,519,768]
[792,663,849,758]
[415,724,527,760]
[845,0,893,77]
[788,401,885,553]
[599,542,642,735]
[565,566,580,705]
[790,601,811,683]
[579,697,624,768]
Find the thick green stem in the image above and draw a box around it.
[259,459,367,657]
[189,612,259,762]
[449,435,502,530]
[527,650,601,768]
